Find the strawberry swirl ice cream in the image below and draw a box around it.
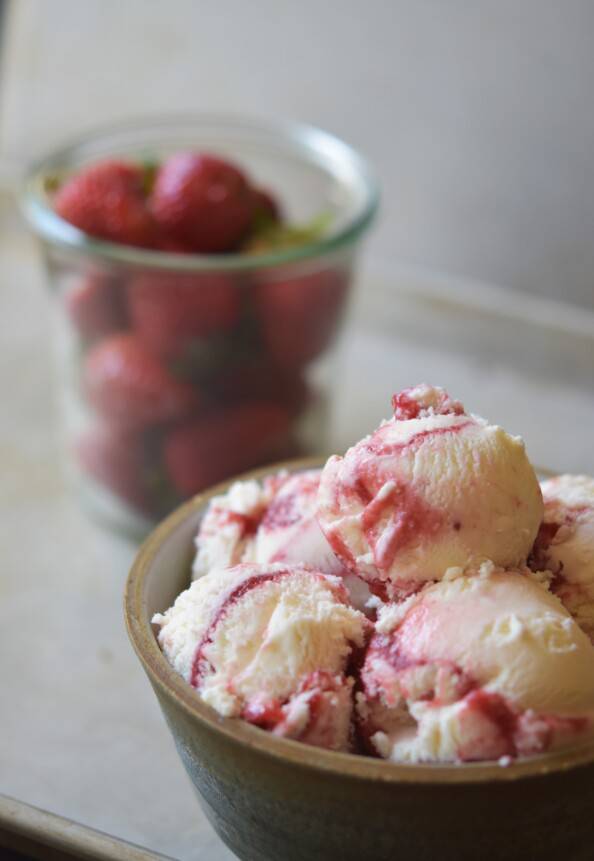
[317,384,543,599]
[153,563,370,751]
[192,469,372,609]
[153,384,594,763]
[531,475,594,640]
[357,566,594,763]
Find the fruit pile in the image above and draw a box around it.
[53,153,348,520]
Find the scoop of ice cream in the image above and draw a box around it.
[317,384,543,598]
[357,567,594,763]
[191,475,282,577]
[153,562,370,750]
[252,470,345,572]
[192,469,371,609]
[532,475,594,640]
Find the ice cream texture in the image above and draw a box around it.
[153,383,594,763]
[317,383,543,598]
[192,468,371,607]
[153,562,369,750]
[358,566,594,763]
[532,475,594,640]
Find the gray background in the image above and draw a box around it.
[1,0,593,308]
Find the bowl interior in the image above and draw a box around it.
[126,459,594,785]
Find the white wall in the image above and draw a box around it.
[2,0,593,307]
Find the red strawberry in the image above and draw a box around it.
[54,160,154,247]
[252,187,282,228]
[153,236,194,253]
[163,403,292,497]
[127,272,240,361]
[83,334,200,428]
[150,153,255,252]
[64,273,127,342]
[254,269,349,370]
[212,361,309,416]
[75,424,150,514]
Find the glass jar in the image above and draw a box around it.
[21,116,378,536]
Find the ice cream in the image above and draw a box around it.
[192,468,371,607]
[317,384,543,599]
[152,383,594,764]
[357,566,594,763]
[153,562,370,751]
[191,475,279,577]
[531,475,594,640]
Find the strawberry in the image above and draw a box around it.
[251,187,282,230]
[212,361,309,416]
[75,424,151,514]
[64,272,127,342]
[152,236,194,253]
[54,160,154,247]
[163,402,293,497]
[127,272,240,362]
[254,269,349,370]
[150,153,255,252]
[83,334,200,428]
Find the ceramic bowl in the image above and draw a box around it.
[125,459,594,861]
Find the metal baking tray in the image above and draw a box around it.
[0,794,173,860]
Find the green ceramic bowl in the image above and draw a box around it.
[125,459,594,861]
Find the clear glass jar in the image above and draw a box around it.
[21,116,378,536]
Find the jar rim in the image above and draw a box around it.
[20,113,379,272]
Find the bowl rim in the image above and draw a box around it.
[124,456,594,785]
[20,113,379,272]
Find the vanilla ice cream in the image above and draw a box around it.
[317,384,543,598]
[358,567,594,763]
[533,475,594,640]
[192,469,371,607]
[152,383,594,765]
[191,474,282,577]
[153,562,370,751]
